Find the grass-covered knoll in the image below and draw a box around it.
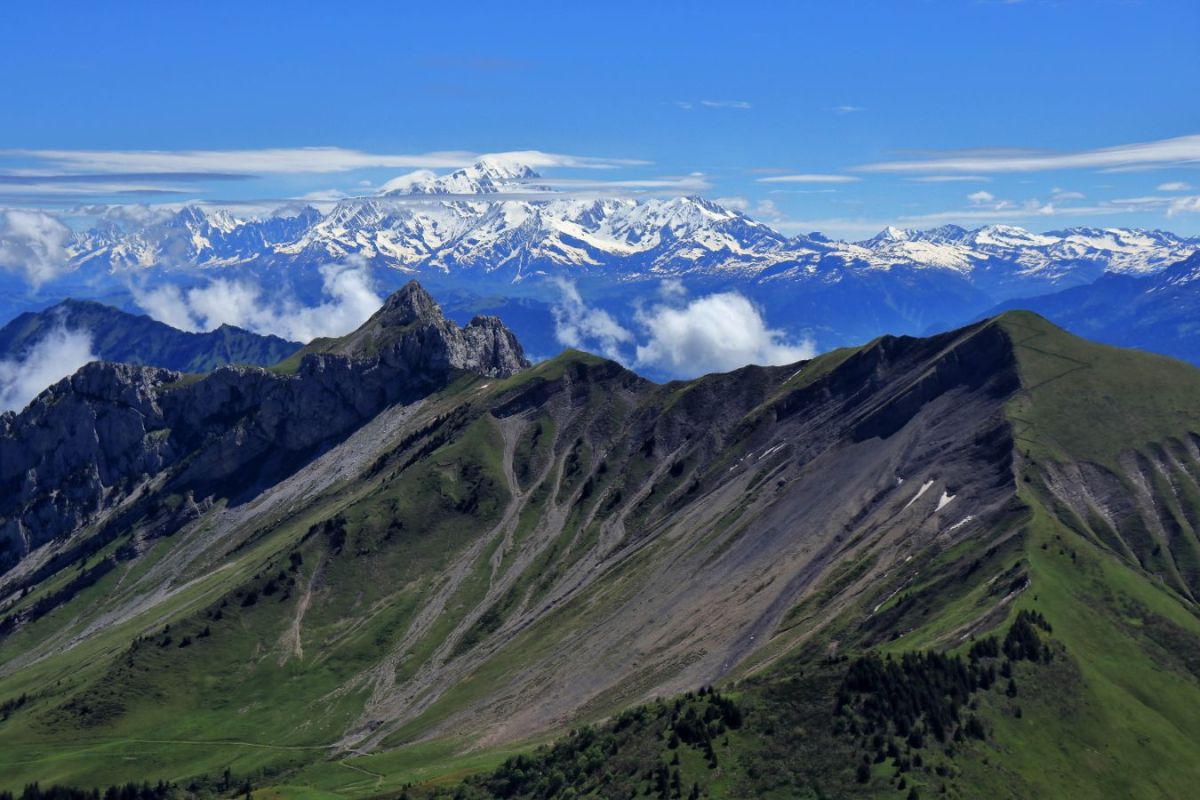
[998,310,1200,466]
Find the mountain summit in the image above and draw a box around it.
[379,158,544,196]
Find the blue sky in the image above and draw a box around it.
[2,0,1198,237]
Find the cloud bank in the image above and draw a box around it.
[634,292,815,377]
[551,280,815,379]
[0,323,97,412]
[0,210,74,288]
[132,260,383,343]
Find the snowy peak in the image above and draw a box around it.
[379,159,545,196]
[868,226,913,243]
[33,185,1200,289]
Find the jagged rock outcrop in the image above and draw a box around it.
[0,282,529,574]
[317,281,528,377]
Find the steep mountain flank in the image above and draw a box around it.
[0,282,527,574]
[0,295,1198,799]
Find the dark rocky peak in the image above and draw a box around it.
[317,281,529,377]
[374,280,445,326]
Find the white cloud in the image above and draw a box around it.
[1158,181,1192,192]
[635,292,815,378]
[1167,196,1200,216]
[0,322,97,412]
[132,260,383,342]
[1079,194,1200,217]
[549,278,633,361]
[713,196,785,221]
[757,174,861,184]
[0,210,74,288]
[131,283,197,331]
[832,105,865,114]
[537,173,712,193]
[1051,188,1085,201]
[857,133,1200,174]
[549,280,814,378]
[967,191,997,205]
[908,175,992,183]
[0,181,190,197]
[2,148,648,176]
[376,169,440,194]
[296,188,350,203]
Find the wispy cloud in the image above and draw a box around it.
[534,173,712,193]
[675,100,752,111]
[857,134,1200,174]
[908,175,992,183]
[550,278,632,361]
[832,105,865,115]
[1167,196,1200,215]
[714,196,786,221]
[1105,194,1200,217]
[1,148,649,176]
[700,99,752,110]
[1051,188,1085,201]
[1159,181,1192,192]
[0,210,74,288]
[757,174,861,184]
[0,321,97,412]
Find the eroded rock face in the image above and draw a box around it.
[0,282,529,573]
[325,282,528,379]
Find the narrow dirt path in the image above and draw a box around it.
[279,558,323,665]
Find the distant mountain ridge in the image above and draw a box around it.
[5,159,1196,367]
[0,299,301,373]
[30,160,1198,293]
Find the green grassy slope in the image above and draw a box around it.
[391,313,1200,800]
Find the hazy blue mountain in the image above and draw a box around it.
[0,299,300,372]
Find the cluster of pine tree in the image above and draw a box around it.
[0,782,173,800]
[835,649,990,748]
[0,691,28,720]
[832,610,1057,795]
[433,687,742,799]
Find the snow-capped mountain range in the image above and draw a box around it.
[53,160,1198,295]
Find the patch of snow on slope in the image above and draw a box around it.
[904,480,935,510]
